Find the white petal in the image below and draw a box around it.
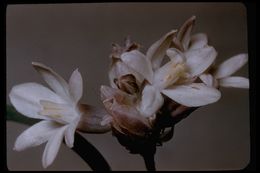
[138,85,164,117]
[9,83,64,119]
[153,60,186,90]
[64,123,77,148]
[166,48,185,64]
[121,50,153,83]
[189,33,208,50]
[162,83,221,107]
[185,46,217,77]
[69,69,83,103]
[14,120,61,151]
[109,60,144,86]
[214,54,248,79]
[146,30,177,70]
[199,73,214,87]
[177,16,196,50]
[38,100,78,124]
[32,62,70,102]
[219,76,249,88]
[42,126,67,168]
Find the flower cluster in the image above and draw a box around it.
[9,16,249,168]
[100,16,249,140]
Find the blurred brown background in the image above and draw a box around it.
[6,3,249,171]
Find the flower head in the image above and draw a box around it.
[100,16,248,158]
[9,62,110,168]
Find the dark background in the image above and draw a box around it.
[6,3,250,170]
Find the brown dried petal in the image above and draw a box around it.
[114,74,139,95]
[108,99,152,136]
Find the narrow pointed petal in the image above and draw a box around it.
[189,33,208,50]
[185,46,217,77]
[14,120,61,151]
[69,69,83,103]
[214,54,248,79]
[109,60,144,86]
[172,37,184,51]
[177,16,196,50]
[32,62,70,102]
[138,85,164,117]
[9,83,64,119]
[147,30,177,70]
[121,50,153,83]
[42,126,67,168]
[77,104,111,133]
[219,76,249,88]
[162,83,221,107]
[199,73,214,87]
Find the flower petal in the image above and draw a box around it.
[9,83,64,119]
[177,16,196,50]
[185,46,217,77]
[214,54,248,79]
[121,50,153,83]
[219,76,249,88]
[109,60,144,87]
[162,83,221,107]
[146,30,177,70]
[189,33,208,50]
[153,60,186,90]
[64,123,78,148]
[138,85,164,117]
[38,100,79,124]
[14,120,61,151]
[77,104,111,133]
[42,126,67,168]
[166,48,185,64]
[199,73,214,87]
[32,62,71,102]
[69,69,83,103]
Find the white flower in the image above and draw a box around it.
[143,27,221,108]
[9,62,83,168]
[200,54,249,88]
